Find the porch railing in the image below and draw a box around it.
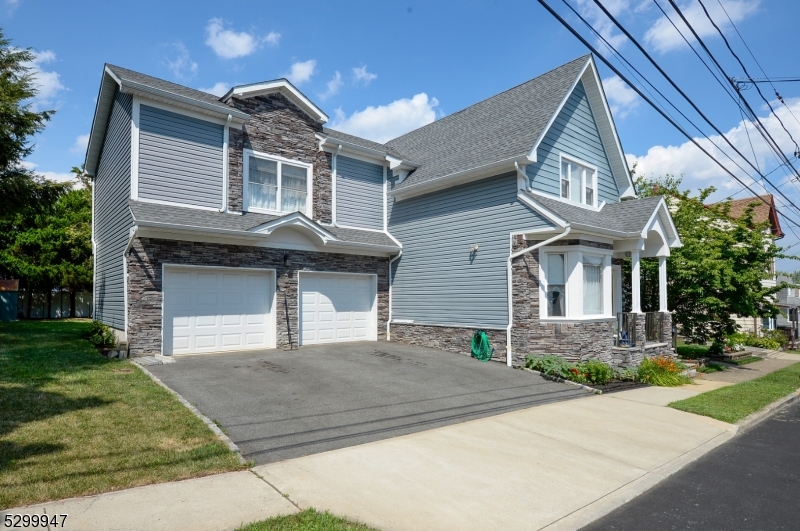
[645,312,664,343]
[615,312,637,347]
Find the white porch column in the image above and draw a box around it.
[658,256,668,312]
[631,250,641,314]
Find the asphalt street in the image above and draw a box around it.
[582,399,800,531]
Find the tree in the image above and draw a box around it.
[634,175,790,346]
[0,28,61,217]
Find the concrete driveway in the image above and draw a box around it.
[148,342,587,464]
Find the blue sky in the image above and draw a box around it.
[7,0,800,268]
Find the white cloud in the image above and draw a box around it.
[264,31,281,46]
[352,65,377,86]
[6,0,20,12]
[24,50,65,108]
[602,75,640,118]
[70,134,90,154]
[627,96,800,199]
[574,0,632,51]
[318,71,342,100]
[164,42,197,80]
[21,161,78,186]
[198,81,231,96]
[329,93,439,143]
[205,18,278,59]
[285,60,316,85]
[644,0,760,54]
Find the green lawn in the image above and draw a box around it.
[729,356,762,366]
[0,320,244,510]
[697,363,726,374]
[236,509,381,531]
[670,362,800,423]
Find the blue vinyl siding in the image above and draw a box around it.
[527,81,619,204]
[336,156,384,230]
[93,89,133,330]
[388,172,554,328]
[138,104,224,209]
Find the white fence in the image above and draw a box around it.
[18,291,92,319]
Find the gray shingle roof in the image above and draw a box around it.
[525,193,664,235]
[106,64,237,115]
[387,55,591,190]
[323,128,392,154]
[129,200,398,248]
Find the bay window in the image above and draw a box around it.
[559,156,597,207]
[244,150,311,216]
[541,246,612,320]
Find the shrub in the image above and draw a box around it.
[86,320,117,349]
[726,331,783,350]
[637,356,691,387]
[614,367,638,382]
[524,355,616,385]
[677,344,711,359]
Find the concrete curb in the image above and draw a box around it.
[134,363,248,465]
[538,426,738,531]
[735,389,800,434]
[521,367,602,394]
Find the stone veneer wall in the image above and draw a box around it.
[226,93,332,223]
[126,237,388,357]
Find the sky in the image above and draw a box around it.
[5,0,800,269]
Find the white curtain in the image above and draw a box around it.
[280,163,307,213]
[583,255,603,315]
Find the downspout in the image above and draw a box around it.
[332,144,342,226]
[505,225,571,367]
[387,249,402,340]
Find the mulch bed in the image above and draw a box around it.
[591,381,651,394]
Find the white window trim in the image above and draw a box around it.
[243,149,314,218]
[539,244,613,320]
[558,153,598,208]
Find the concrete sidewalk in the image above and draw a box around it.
[2,380,736,531]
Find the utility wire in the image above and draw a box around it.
[586,0,800,220]
[677,0,800,179]
[715,0,800,130]
[534,0,800,230]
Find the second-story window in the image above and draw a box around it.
[245,150,311,215]
[560,156,597,207]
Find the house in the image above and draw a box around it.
[775,274,799,342]
[86,54,681,367]
[709,194,784,335]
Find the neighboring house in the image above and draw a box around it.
[710,194,784,335]
[86,54,681,366]
[775,274,799,341]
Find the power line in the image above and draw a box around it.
[583,0,800,221]
[652,0,796,185]
[685,0,800,170]
[715,0,800,130]
[533,0,800,230]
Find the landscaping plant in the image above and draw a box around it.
[637,356,692,387]
[725,331,784,351]
[524,355,616,385]
[86,320,117,349]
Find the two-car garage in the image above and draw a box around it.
[162,266,377,355]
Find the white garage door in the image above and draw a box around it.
[300,273,377,345]
[163,266,275,355]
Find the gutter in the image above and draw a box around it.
[505,225,571,367]
[387,249,403,339]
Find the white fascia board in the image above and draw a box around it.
[390,156,528,201]
[84,69,120,176]
[325,240,401,253]
[224,79,328,123]
[386,155,418,172]
[516,193,568,228]
[319,136,387,163]
[120,82,248,125]
[526,57,590,164]
[135,220,266,239]
[248,212,340,242]
[641,198,682,248]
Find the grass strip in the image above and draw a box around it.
[236,509,382,531]
[0,320,244,510]
[697,363,726,374]
[670,362,800,423]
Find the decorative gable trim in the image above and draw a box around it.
[223,79,328,124]
[248,212,339,243]
[527,57,636,200]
